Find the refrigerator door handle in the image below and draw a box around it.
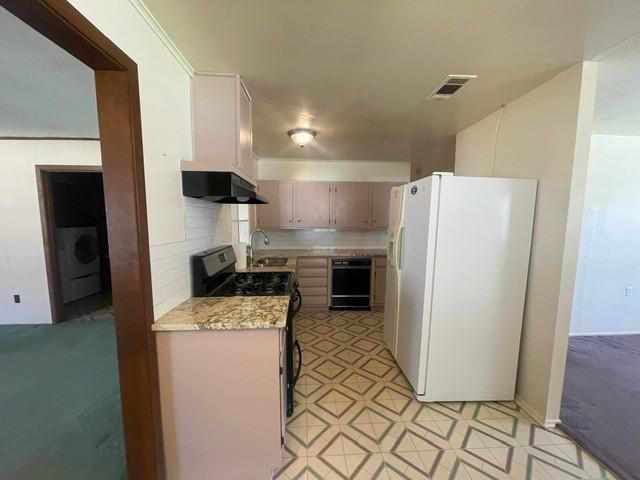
[396,225,404,270]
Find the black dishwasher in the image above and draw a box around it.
[330,257,372,309]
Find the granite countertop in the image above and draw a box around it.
[152,296,290,332]
[153,248,387,332]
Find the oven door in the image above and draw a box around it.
[286,288,302,417]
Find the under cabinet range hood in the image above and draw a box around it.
[182,171,268,204]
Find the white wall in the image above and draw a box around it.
[0,140,101,324]
[410,136,456,181]
[68,0,194,247]
[0,2,233,323]
[257,158,410,182]
[571,135,640,335]
[257,158,408,249]
[455,63,598,426]
[0,9,98,137]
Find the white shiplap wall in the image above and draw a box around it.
[150,198,231,318]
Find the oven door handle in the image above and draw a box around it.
[292,339,302,387]
[293,288,302,314]
[331,265,371,270]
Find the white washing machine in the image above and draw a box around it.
[56,226,102,303]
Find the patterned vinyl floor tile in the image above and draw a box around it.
[273,311,617,480]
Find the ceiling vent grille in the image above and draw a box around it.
[426,74,477,100]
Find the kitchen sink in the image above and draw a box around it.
[254,257,288,267]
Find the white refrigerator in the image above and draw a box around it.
[384,173,537,402]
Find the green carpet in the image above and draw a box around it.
[0,319,126,479]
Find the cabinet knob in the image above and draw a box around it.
[372,219,376,223]
[364,220,368,224]
[289,219,292,223]
[297,219,301,223]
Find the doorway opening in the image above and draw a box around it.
[38,167,113,323]
[558,35,640,480]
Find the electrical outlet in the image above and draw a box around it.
[13,294,21,303]
[625,287,633,297]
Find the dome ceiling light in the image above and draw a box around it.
[288,128,317,147]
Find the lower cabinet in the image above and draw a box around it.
[372,256,387,307]
[156,328,284,480]
[296,257,329,308]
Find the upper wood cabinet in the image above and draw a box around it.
[294,182,332,228]
[256,180,403,230]
[257,181,294,228]
[371,182,400,229]
[332,182,371,228]
[185,73,255,184]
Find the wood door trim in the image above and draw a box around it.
[2,1,165,478]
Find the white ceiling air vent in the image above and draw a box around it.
[426,74,477,100]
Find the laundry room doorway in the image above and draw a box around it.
[36,165,111,324]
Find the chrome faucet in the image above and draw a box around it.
[247,228,270,264]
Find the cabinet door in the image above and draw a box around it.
[332,182,371,228]
[371,182,399,229]
[374,265,386,305]
[293,182,331,228]
[257,181,294,228]
[192,74,237,166]
[237,79,253,176]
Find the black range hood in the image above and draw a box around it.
[182,171,268,204]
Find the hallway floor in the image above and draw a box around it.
[276,310,616,480]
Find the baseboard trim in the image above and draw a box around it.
[515,395,560,429]
[569,331,640,337]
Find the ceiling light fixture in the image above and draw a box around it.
[288,128,316,147]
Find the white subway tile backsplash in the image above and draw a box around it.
[150,200,231,319]
[260,229,387,250]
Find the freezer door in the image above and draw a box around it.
[423,176,537,401]
[395,176,440,395]
[383,186,405,355]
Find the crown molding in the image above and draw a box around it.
[129,0,195,76]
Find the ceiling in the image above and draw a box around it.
[0,8,98,138]
[144,0,640,163]
[592,33,640,136]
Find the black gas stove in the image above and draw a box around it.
[191,246,302,417]
[209,272,295,297]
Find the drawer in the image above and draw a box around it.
[298,276,327,287]
[296,257,328,268]
[375,256,387,267]
[299,286,327,297]
[296,267,328,278]
[302,295,328,306]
